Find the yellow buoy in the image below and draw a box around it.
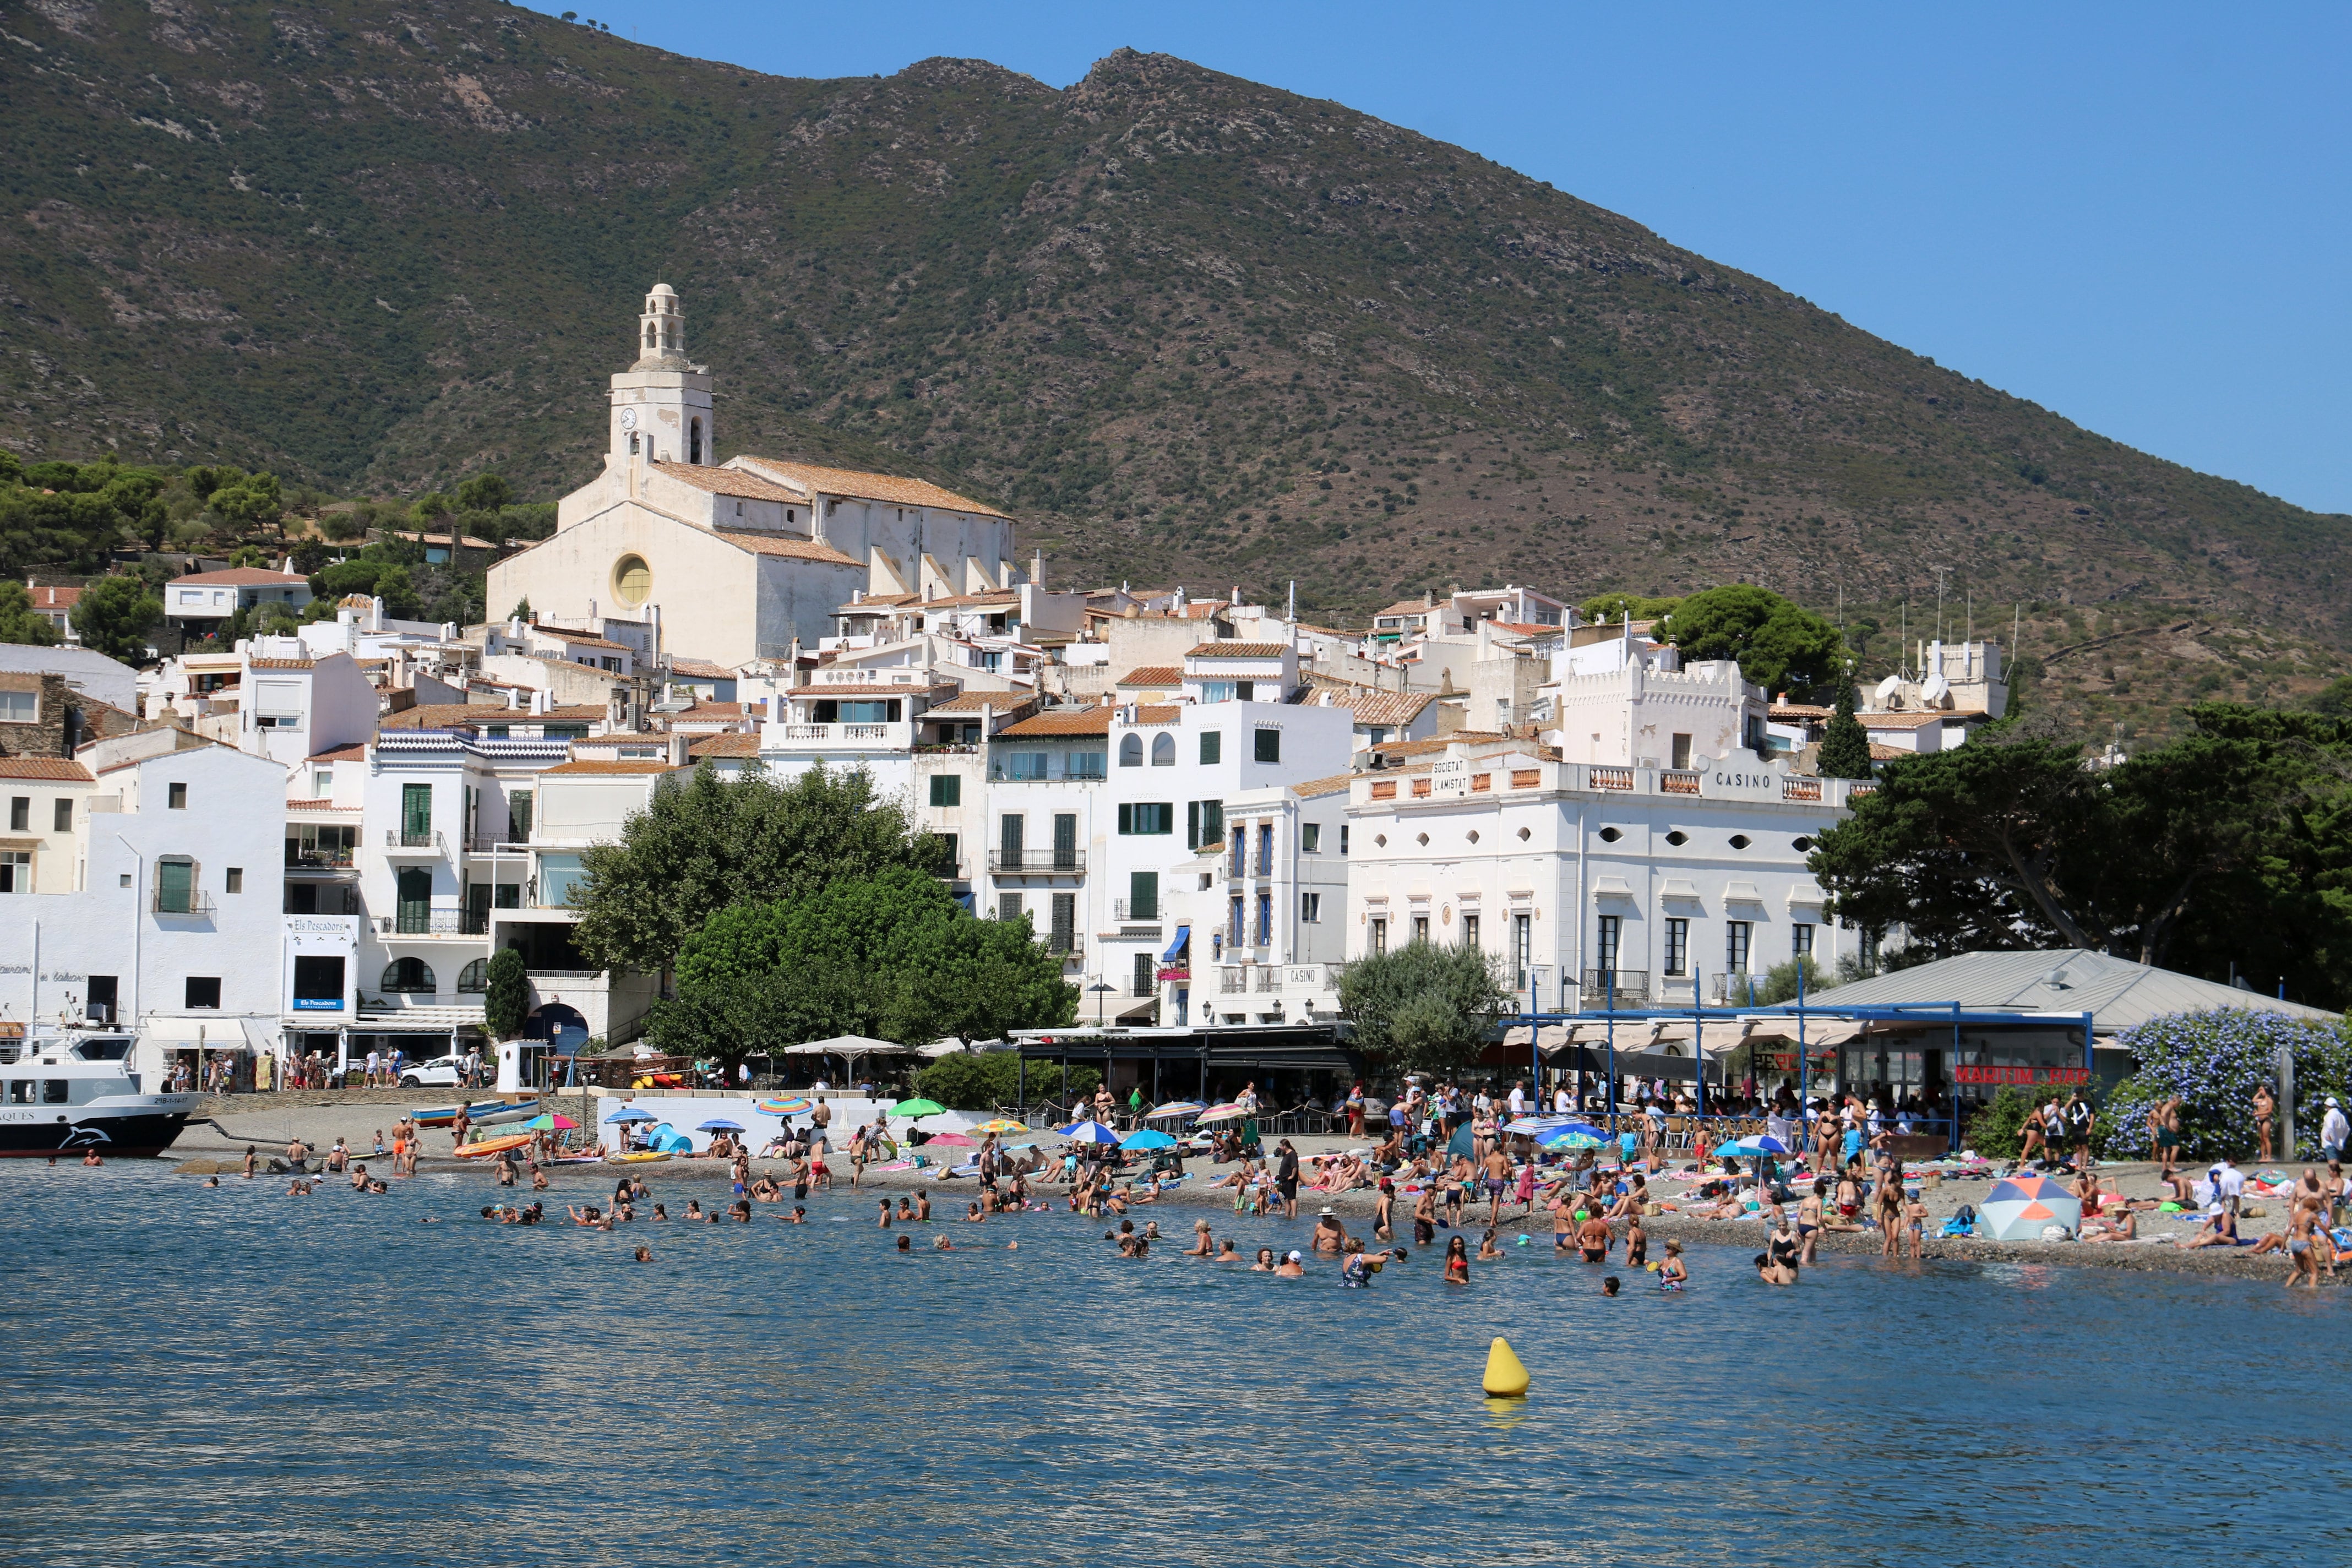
[1483,1336,1530,1398]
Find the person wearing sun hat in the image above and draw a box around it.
[2321,1096,2348,1166]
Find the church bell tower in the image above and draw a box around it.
[607,282,715,468]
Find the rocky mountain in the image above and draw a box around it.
[4,0,2344,731]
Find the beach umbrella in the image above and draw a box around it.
[757,1096,814,1117]
[697,1117,747,1132]
[1502,1115,1574,1135]
[523,1113,579,1131]
[1975,1173,2082,1240]
[1056,1119,1119,1144]
[886,1098,947,1119]
[1119,1129,1178,1151]
[1538,1128,1604,1151]
[1193,1103,1248,1122]
[972,1118,1029,1134]
[925,1131,977,1147]
[603,1108,657,1124]
[1145,1100,1207,1120]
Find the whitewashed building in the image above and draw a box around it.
[1344,736,1872,1012]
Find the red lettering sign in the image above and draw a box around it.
[1954,1064,2091,1086]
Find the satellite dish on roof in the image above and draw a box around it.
[1874,673,1903,705]
[1921,672,1952,707]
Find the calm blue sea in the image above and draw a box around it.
[0,1162,2344,1567]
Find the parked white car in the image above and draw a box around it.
[398,1052,472,1088]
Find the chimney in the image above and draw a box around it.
[1030,549,1043,587]
[669,732,689,765]
[1230,585,1240,606]
[505,687,519,711]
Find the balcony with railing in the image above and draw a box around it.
[1660,770,1702,796]
[988,847,1087,875]
[1110,897,1160,923]
[284,844,356,871]
[1712,971,1760,1005]
[1578,968,1649,1008]
[1211,962,1346,1000]
[384,828,447,857]
[153,887,216,918]
[1042,935,1084,963]
[377,908,491,938]
[772,720,914,750]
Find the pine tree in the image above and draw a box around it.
[1818,678,1874,780]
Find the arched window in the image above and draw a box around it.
[1118,734,1143,767]
[456,958,488,993]
[380,957,437,994]
[628,432,639,456]
[689,418,703,465]
[1150,733,1175,766]
[644,325,656,350]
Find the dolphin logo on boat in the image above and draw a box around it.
[59,1126,113,1147]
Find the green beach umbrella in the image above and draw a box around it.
[886,1098,946,1118]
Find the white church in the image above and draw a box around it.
[487,284,1021,668]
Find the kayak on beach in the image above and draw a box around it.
[412,1100,540,1129]
[453,1134,533,1160]
[607,1152,672,1164]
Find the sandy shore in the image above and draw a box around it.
[162,1097,2339,1287]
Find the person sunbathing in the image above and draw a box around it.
[2180,1208,2246,1248]
[2080,1211,2139,1243]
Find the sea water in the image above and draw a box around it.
[0,1162,2344,1567]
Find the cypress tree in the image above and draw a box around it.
[1818,678,1874,780]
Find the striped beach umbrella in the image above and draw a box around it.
[1975,1173,2082,1240]
[757,1096,814,1116]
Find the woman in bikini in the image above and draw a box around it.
[1442,1234,1471,1284]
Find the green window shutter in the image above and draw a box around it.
[1117,803,1134,835]
[1186,801,1200,849]
[1130,870,1158,920]
[930,774,961,807]
[156,858,193,914]
[1254,728,1280,763]
[401,782,432,841]
[1200,732,1222,765]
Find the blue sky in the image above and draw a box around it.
[543,2,2351,516]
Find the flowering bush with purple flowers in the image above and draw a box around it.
[2100,1009,2352,1164]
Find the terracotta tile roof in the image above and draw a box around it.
[728,458,1009,520]
[998,707,1115,738]
[0,756,93,781]
[307,744,367,763]
[689,733,763,758]
[649,462,808,505]
[247,657,315,671]
[711,530,862,568]
[1129,704,1182,726]
[837,594,920,613]
[1490,621,1565,637]
[925,691,1039,716]
[1364,733,1505,764]
[381,703,605,729]
[1770,704,1834,721]
[1187,641,1292,659]
[170,568,310,587]
[1285,772,1355,799]
[542,631,635,652]
[786,683,952,699]
[919,590,1021,610]
[29,585,80,609]
[1373,600,1436,620]
[285,798,361,811]
[1859,710,1948,729]
[1868,743,1907,760]
[539,759,684,776]
[1116,666,1184,687]
[672,700,744,717]
[1312,687,1436,727]
[665,657,734,680]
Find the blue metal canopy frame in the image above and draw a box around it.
[1504,967,2096,1149]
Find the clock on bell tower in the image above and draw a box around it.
[606,282,714,468]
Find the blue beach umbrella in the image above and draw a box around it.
[1118,1129,1178,1151]
[1055,1119,1119,1144]
[605,1107,658,1124]
[698,1118,747,1132]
